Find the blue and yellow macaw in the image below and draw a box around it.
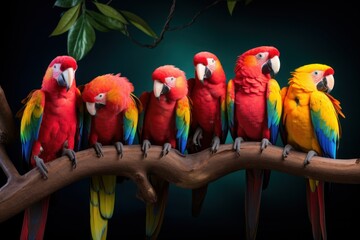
[281,63,345,240]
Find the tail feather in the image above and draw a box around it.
[306,179,327,240]
[146,175,169,240]
[20,196,50,240]
[90,175,116,240]
[245,169,264,240]
[191,185,208,217]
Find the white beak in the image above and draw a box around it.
[86,102,96,116]
[153,80,164,98]
[196,63,206,82]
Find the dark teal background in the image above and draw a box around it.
[1,0,360,239]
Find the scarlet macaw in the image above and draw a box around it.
[281,63,345,240]
[81,73,139,240]
[187,51,228,217]
[226,46,282,240]
[18,55,82,239]
[138,65,190,240]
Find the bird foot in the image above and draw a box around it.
[62,140,77,168]
[193,127,203,147]
[114,141,124,158]
[233,137,244,156]
[93,142,103,157]
[282,144,293,159]
[161,143,172,157]
[34,155,48,179]
[210,136,220,154]
[304,150,317,166]
[142,139,151,158]
[260,138,271,152]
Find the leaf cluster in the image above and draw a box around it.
[51,0,158,61]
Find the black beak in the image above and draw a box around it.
[316,78,330,93]
[262,60,274,77]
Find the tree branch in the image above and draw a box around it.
[1,141,359,222]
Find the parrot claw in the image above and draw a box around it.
[93,142,103,158]
[161,143,172,157]
[233,137,244,156]
[210,136,220,154]
[142,140,151,158]
[282,144,293,159]
[34,155,48,179]
[193,127,203,147]
[114,141,124,158]
[260,138,271,152]
[62,148,77,169]
[304,150,317,166]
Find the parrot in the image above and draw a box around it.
[187,51,228,217]
[137,65,190,240]
[280,63,345,240]
[226,46,282,240]
[81,73,139,240]
[17,55,82,240]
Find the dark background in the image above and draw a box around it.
[1,0,360,239]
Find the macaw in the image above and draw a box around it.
[81,73,139,240]
[17,55,82,240]
[226,46,282,240]
[187,51,228,217]
[281,64,345,240]
[138,65,190,240]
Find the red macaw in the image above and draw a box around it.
[18,55,82,240]
[281,64,345,240]
[81,73,139,240]
[138,65,190,240]
[187,51,228,217]
[226,46,282,240]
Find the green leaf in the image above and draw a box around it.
[68,14,96,61]
[120,10,157,38]
[227,0,237,16]
[87,10,125,31]
[54,0,82,8]
[86,13,110,32]
[50,3,81,36]
[93,2,128,24]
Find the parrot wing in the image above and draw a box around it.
[137,91,150,143]
[123,93,140,145]
[220,92,228,143]
[187,77,196,94]
[226,79,236,140]
[279,86,289,145]
[75,87,84,151]
[310,91,343,158]
[176,96,191,154]
[18,89,45,166]
[266,79,282,145]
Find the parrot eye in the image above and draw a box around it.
[165,77,176,88]
[95,93,106,101]
[207,58,215,65]
[53,63,60,70]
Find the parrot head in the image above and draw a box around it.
[290,63,335,93]
[82,73,134,116]
[152,65,188,100]
[42,55,77,93]
[193,51,225,84]
[235,46,280,79]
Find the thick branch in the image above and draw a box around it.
[1,142,359,222]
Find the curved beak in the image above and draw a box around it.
[196,63,212,83]
[317,74,334,93]
[86,102,96,116]
[153,80,170,99]
[262,55,280,77]
[57,68,75,91]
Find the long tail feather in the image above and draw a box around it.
[90,175,116,240]
[146,175,169,240]
[191,185,208,217]
[306,179,327,240]
[20,196,50,240]
[245,169,264,240]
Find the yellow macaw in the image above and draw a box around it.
[281,63,345,240]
